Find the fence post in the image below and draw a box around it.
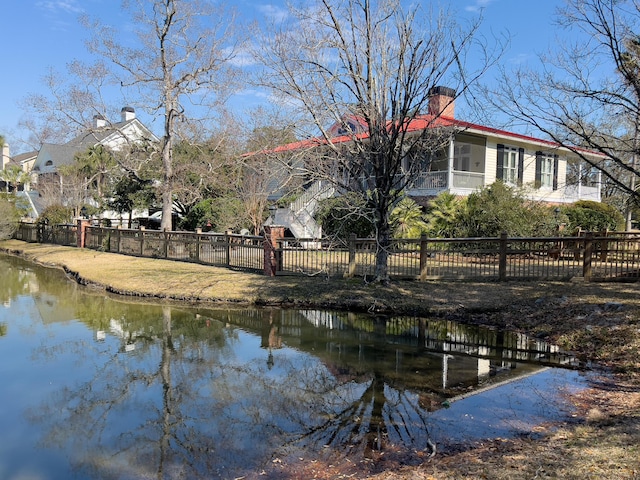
[583,232,593,281]
[140,226,145,256]
[225,230,232,266]
[163,229,169,258]
[499,232,508,281]
[116,226,122,253]
[195,228,202,262]
[76,219,90,248]
[346,233,357,278]
[599,229,608,262]
[263,225,284,276]
[419,235,429,281]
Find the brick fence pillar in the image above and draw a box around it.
[264,225,285,276]
[77,219,90,248]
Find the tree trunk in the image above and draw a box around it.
[374,216,391,283]
[161,101,175,232]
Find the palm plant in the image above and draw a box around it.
[425,192,462,238]
[0,165,31,193]
[390,198,428,239]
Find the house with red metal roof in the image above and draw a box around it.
[261,87,605,239]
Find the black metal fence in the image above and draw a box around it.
[11,222,640,282]
[279,232,640,281]
[84,226,265,272]
[14,223,77,246]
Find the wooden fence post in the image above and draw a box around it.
[346,233,357,278]
[499,232,508,281]
[419,235,429,281]
[599,229,609,262]
[583,232,593,281]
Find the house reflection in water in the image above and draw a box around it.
[246,308,578,398]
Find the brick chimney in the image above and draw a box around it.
[428,86,456,118]
[121,106,136,122]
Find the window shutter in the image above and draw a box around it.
[535,151,542,187]
[553,154,559,190]
[496,144,504,180]
[517,148,525,186]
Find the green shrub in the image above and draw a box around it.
[425,192,463,238]
[390,198,428,239]
[180,197,247,232]
[38,205,74,225]
[0,196,20,239]
[457,181,540,237]
[561,200,624,232]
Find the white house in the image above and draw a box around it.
[27,107,159,220]
[32,106,158,178]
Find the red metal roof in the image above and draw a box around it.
[247,113,606,158]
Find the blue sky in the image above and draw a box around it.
[0,0,565,154]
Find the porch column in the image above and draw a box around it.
[577,163,582,199]
[447,135,455,190]
[596,169,602,202]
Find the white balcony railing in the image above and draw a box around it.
[409,170,485,192]
[565,185,601,202]
[452,171,484,190]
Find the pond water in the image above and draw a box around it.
[0,254,588,479]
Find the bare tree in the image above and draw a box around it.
[19,61,117,150]
[486,0,640,229]
[239,109,301,234]
[254,0,500,282]
[83,0,241,230]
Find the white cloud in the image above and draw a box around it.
[36,0,84,15]
[224,45,259,68]
[465,0,496,13]
[258,4,289,23]
[509,52,534,65]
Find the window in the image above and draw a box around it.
[503,146,518,184]
[540,155,554,187]
[45,160,53,166]
[535,151,558,190]
[454,144,470,171]
[496,144,523,185]
[455,134,485,172]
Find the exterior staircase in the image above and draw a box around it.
[270,180,335,242]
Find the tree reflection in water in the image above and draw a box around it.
[1,255,578,479]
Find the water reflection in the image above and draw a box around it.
[0,254,585,479]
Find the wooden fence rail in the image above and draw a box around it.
[11,222,640,282]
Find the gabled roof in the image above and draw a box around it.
[33,116,159,174]
[66,117,158,149]
[11,150,38,164]
[34,143,85,173]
